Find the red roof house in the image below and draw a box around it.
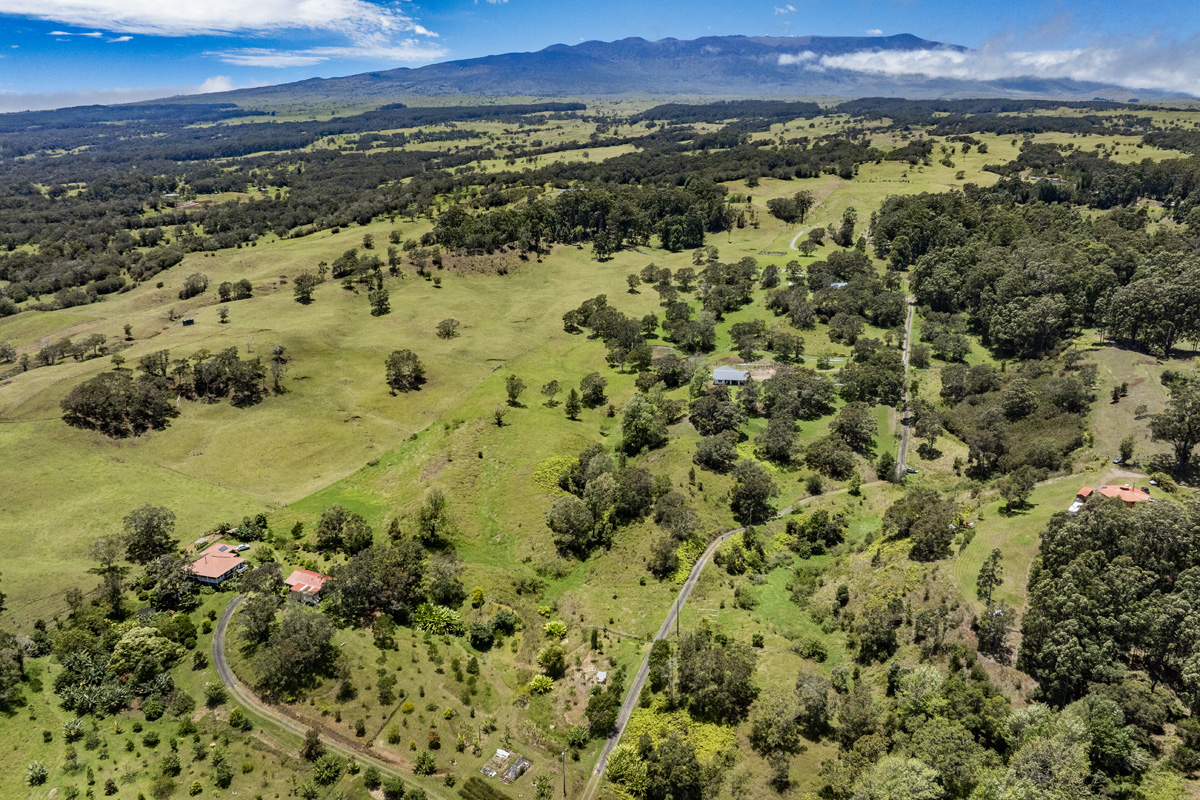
[1074,484,1150,510]
[188,543,248,586]
[285,569,333,604]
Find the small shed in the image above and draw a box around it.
[501,756,531,784]
[182,318,195,326]
[712,366,749,386]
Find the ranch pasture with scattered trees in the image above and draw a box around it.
[2,95,1200,800]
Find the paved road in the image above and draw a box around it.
[213,596,449,800]
[896,296,916,477]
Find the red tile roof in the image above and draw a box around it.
[1077,487,1094,499]
[189,543,246,579]
[285,569,332,595]
[1097,484,1151,504]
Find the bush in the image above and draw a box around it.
[204,682,227,707]
[529,675,555,695]
[1150,472,1178,492]
[312,753,344,785]
[363,764,382,790]
[794,636,829,662]
[414,750,437,775]
[381,776,407,800]
[27,761,48,786]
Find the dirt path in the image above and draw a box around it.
[213,596,447,800]
[896,297,915,476]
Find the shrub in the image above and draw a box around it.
[543,620,568,639]
[529,675,555,695]
[204,682,227,707]
[794,636,829,662]
[414,750,437,775]
[27,761,48,786]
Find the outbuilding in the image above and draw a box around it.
[284,569,333,605]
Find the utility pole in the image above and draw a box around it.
[561,748,567,798]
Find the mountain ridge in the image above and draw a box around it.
[185,33,1143,107]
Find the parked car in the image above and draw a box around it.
[906,467,919,474]
[234,544,251,552]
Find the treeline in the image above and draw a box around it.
[631,100,823,130]
[871,183,1200,357]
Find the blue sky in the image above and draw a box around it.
[0,0,1197,111]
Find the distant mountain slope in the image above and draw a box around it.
[194,34,1140,107]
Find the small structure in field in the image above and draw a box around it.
[501,756,531,784]
[284,569,333,605]
[188,543,248,586]
[481,749,511,778]
[712,366,749,386]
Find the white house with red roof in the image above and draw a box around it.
[188,543,249,586]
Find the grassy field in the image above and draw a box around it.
[4,105,1199,799]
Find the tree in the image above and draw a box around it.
[146,554,197,611]
[268,344,290,393]
[538,644,567,677]
[977,602,1012,664]
[913,399,942,456]
[254,606,336,696]
[756,411,797,464]
[369,287,391,316]
[435,318,460,339]
[293,273,320,304]
[620,393,669,454]
[976,549,1003,605]
[853,756,944,800]
[385,349,425,393]
[426,553,466,607]
[677,627,757,722]
[580,372,608,408]
[505,374,526,406]
[1151,380,1200,475]
[541,380,560,406]
[730,460,779,524]
[564,388,582,420]
[694,432,738,472]
[830,401,878,454]
[123,505,177,565]
[645,734,703,800]
[89,536,129,614]
[1119,435,1135,463]
[626,274,641,293]
[794,674,832,738]
[238,593,280,645]
[996,465,1036,511]
[301,728,325,761]
[748,691,802,755]
[416,488,454,546]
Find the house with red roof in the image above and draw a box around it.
[285,569,333,605]
[1070,484,1151,515]
[188,543,248,586]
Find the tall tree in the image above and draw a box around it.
[88,536,129,615]
[123,505,177,565]
[1150,381,1200,475]
[384,349,425,393]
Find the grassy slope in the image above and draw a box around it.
[2,110,1198,798]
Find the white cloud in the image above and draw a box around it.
[777,35,1200,95]
[196,75,234,93]
[773,4,795,14]
[48,29,104,37]
[865,28,882,36]
[209,37,446,67]
[777,50,817,66]
[9,0,433,38]
[108,35,132,42]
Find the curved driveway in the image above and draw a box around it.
[212,596,448,800]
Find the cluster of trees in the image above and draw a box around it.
[1021,497,1200,708]
[938,355,1093,477]
[546,442,668,556]
[62,345,285,437]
